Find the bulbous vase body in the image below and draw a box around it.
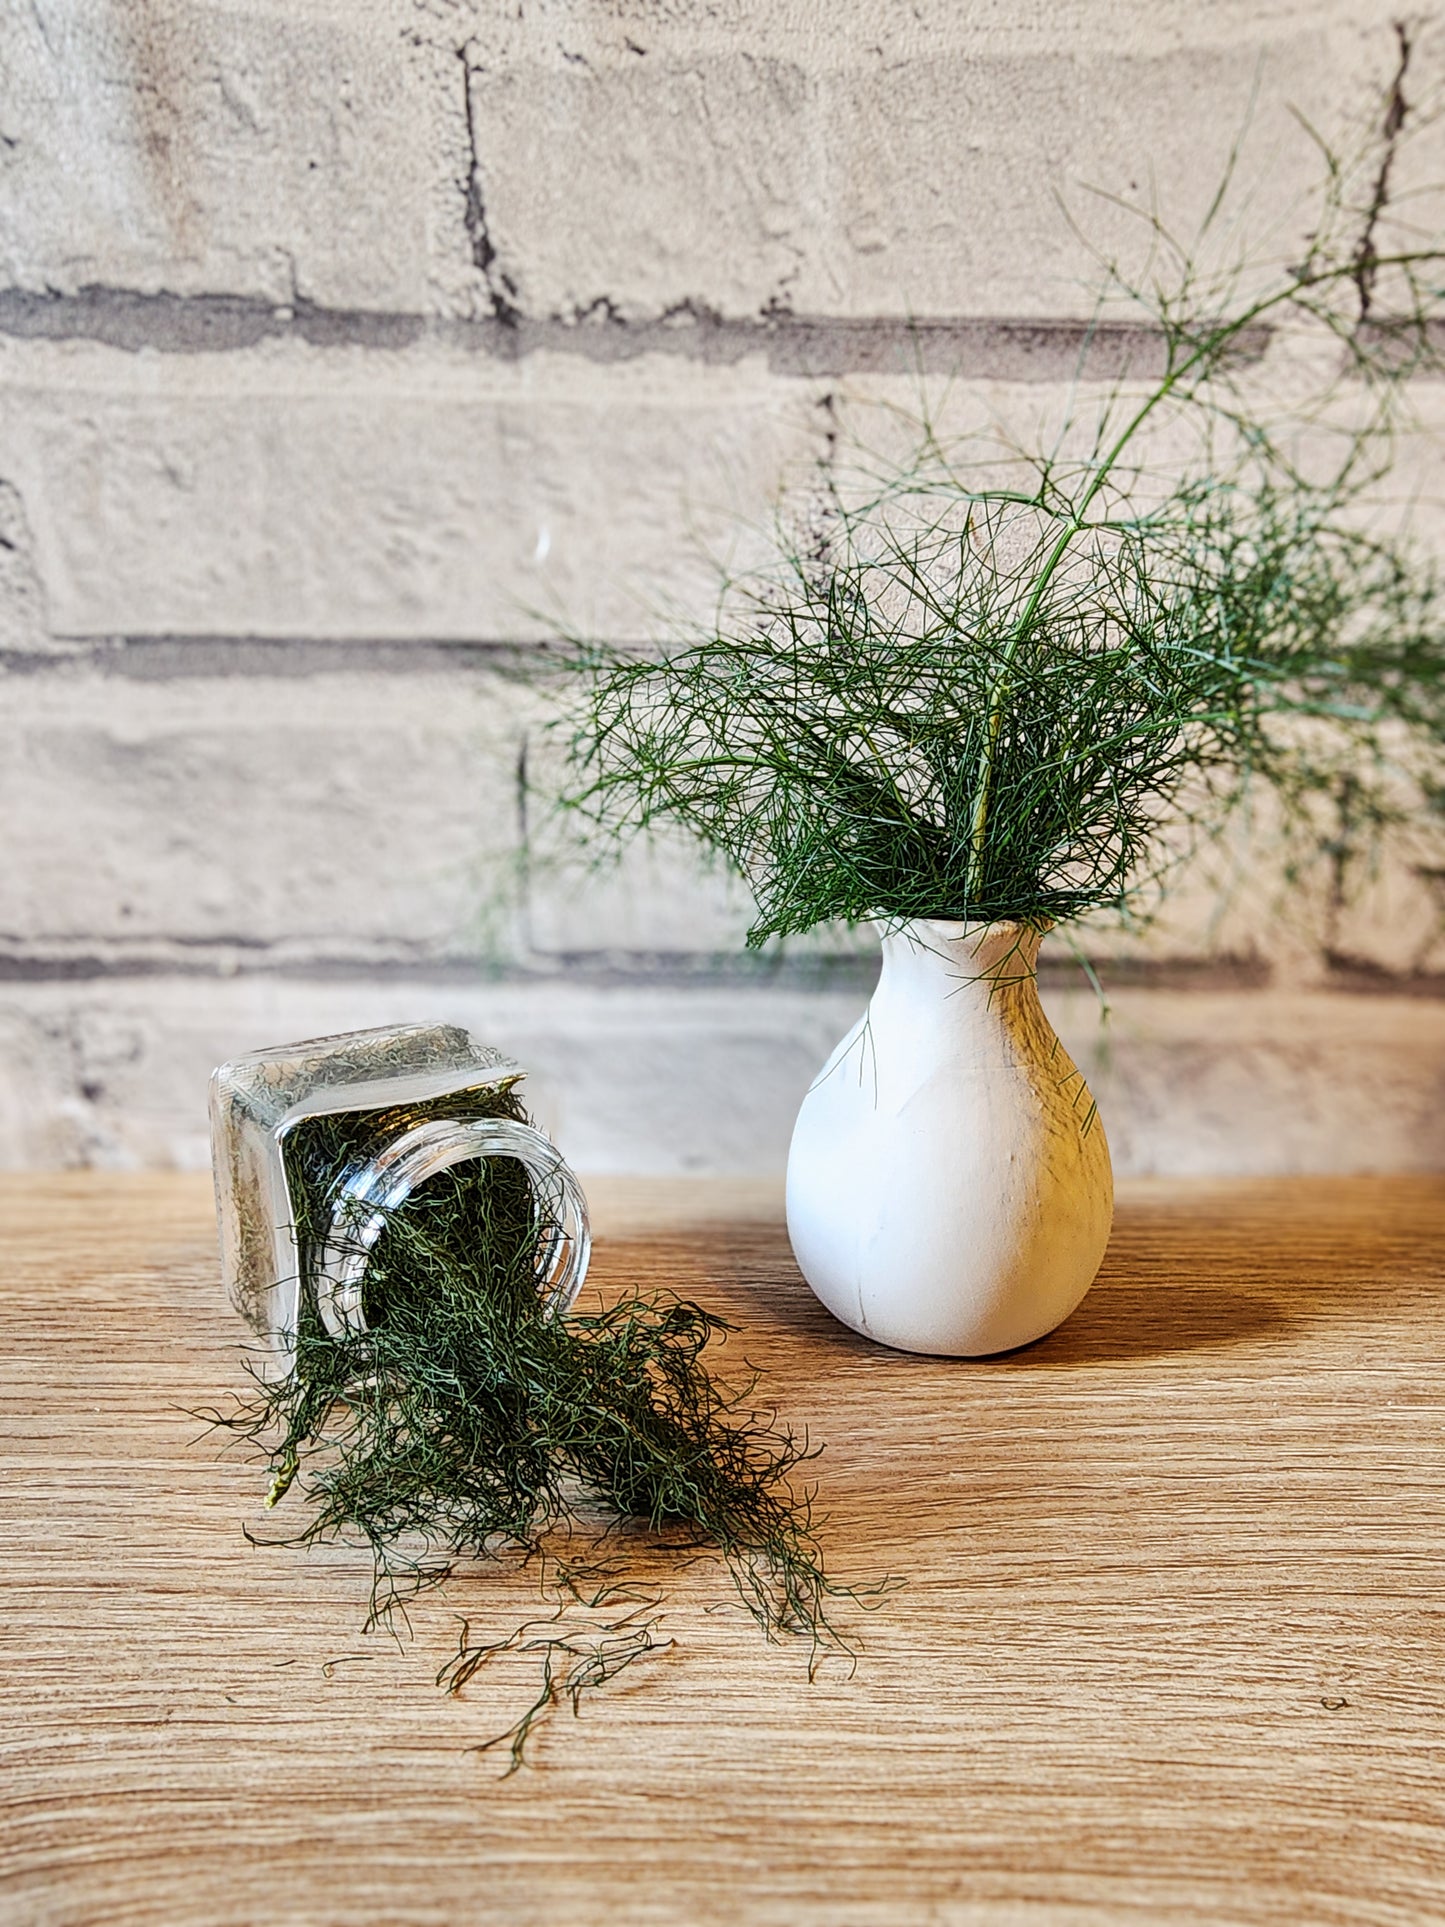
[786,920,1113,1356]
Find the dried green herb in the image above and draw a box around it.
[214,1099,865,1768]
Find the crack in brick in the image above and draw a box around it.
[1353,21,1413,325]
[571,294,625,325]
[815,387,840,470]
[660,295,725,328]
[458,41,522,328]
[27,0,54,57]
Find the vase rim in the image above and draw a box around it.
[874,915,1051,939]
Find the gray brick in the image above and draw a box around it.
[0,338,828,640]
[459,3,1421,325]
[0,668,527,955]
[4,2,1432,326]
[0,1,461,313]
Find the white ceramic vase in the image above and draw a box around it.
[786,919,1113,1356]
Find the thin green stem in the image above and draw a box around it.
[962,248,1442,900]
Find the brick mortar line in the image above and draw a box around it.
[0,288,1268,377]
[0,638,565,679]
[0,943,1436,994]
[0,944,1402,994]
[0,949,875,989]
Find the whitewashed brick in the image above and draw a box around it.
[1049,984,1445,1178]
[459,1,1432,325]
[0,669,526,953]
[0,1,463,312]
[3,3,1436,324]
[0,479,49,650]
[0,1007,83,1166]
[14,334,1442,650]
[0,340,828,639]
[525,839,755,959]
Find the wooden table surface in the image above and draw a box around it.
[3,1173,1445,1926]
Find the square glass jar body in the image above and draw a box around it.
[209,1023,522,1377]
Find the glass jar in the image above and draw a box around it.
[209,1022,589,1378]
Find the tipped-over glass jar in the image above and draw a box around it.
[209,1023,590,1378]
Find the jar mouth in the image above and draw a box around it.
[316,1117,591,1340]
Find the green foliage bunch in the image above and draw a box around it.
[555,78,1445,945]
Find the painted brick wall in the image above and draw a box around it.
[2,0,1444,1174]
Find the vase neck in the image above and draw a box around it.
[863,919,1051,1066]
[877,919,1043,998]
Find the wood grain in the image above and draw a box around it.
[3,1172,1445,1926]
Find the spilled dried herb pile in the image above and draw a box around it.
[215,1099,866,1768]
